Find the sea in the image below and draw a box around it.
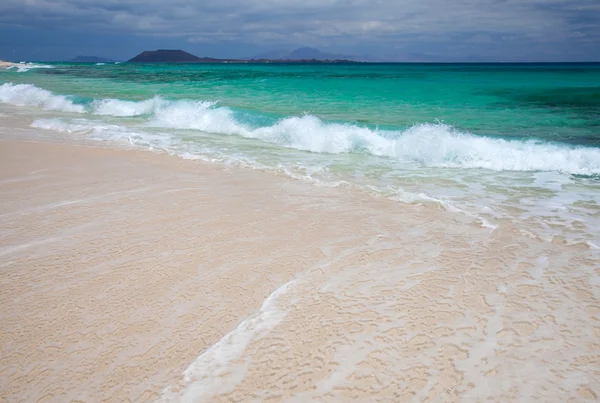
[1,62,599,248]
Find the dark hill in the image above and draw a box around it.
[128,49,218,63]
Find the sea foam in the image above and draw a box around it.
[6,83,600,175]
[159,280,294,402]
[31,118,120,134]
[91,97,168,117]
[7,63,55,73]
[0,83,84,113]
[147,100,600,175]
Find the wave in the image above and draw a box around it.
[30,118,175,148]
[31,118,122,134]
[7,63,54,73]
[392,124,600,174]
[5,83,600,175]
[0,83,84,113]
[144,100,600,175]
[91,97,169,116]
[88,96,217,118]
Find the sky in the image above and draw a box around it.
[1,0,599,62]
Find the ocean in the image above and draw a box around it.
[1,62,599,248]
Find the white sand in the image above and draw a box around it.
[0,138,598,402]
[0,61,18,69]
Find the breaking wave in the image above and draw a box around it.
[7,63,55,73]
[0,83,84,113]
[3,83,600,175]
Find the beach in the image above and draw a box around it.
[1,133,599,401]
[0,138,348,400]
[0,61,18,69]
[1,62,599,401]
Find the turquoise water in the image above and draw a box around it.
[1,62,600,246]
[4,62,600,144]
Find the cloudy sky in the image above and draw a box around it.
[1,0,599,61]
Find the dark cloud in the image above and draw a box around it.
[0,0,599,61]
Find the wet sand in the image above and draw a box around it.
[0,138,598,402]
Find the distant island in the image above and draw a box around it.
[128,49,360,64]
[128,50,219,63]
[69,56,114,63]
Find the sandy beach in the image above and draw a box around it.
[0,134,599,401]
[0,61,18,69]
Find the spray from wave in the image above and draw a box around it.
[91,97,169,117]
[0,83,84,113]
[7,63,55,73]
[3,83,600,175]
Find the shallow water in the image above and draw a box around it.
[1,62,600,247]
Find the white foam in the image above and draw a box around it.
[159,280,294,402]
[478,217,498,230]
[91,97,167,117]
[395,124,600,174]
[7,63,54,72]
[144,99,600,175]
[9,83,600,175]
[0,83,84,113]
[31,118,119,134]
[31,118,179,153]
[150,99,233,132]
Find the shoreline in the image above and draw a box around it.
[0,61,18,69]
[1,133,599,401]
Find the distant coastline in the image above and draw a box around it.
[127,49,361,64]
[0,60,19,69]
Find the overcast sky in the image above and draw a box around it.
[1,0,599,61]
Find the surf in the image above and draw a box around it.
[0,83,84,113]
[3,82,600,175]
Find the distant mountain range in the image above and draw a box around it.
[252,47,475,63]
[127,49,361,63]
[69,56,114,63]
[120,47,466,64]
[253,47,360,61]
